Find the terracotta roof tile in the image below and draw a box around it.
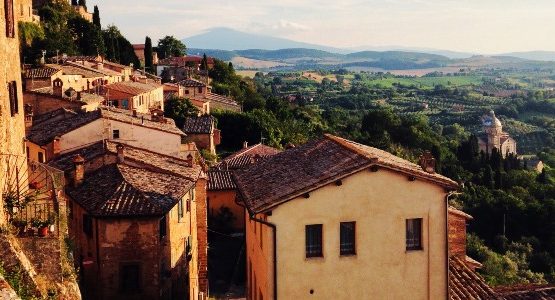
[178,78,206,87]
[105,81,161,96]
[24,66,61,79]
[495,284,555,299]
[215,144,281,170]
[207,170,236,190]
[66,164,194,217]
[449,256,500,300]
[234,135,458,213]
[183,115,214,134]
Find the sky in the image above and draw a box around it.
[87,0,555,54]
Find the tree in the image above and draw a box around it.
[164,97,199,128]
[200,53,208,70]
[157,36,186,59]
[102,25,139,67]
[71,0,78,5]
[92,5,100,28]
[68,16,105,56]
[144,36,153,72]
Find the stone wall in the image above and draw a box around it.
[196,178,209,296]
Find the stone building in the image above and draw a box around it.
[234,134,459,300]
[182,115,220,155]
[105,81,164,113]
[1,0,27,225]
[26,106,186,162]
[48,141,209,299]
[478,110,517,157]
[177,78,241,112]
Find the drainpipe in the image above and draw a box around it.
[250,214,277,300]
[445,191,461,300]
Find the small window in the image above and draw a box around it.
[186,199,190,213]
[38,152,44,163]
[83,214,93,237]
[185,90,190,94]
[178,198,184,220]
[5,0,15,38]
[120,263,141,292]
[340,222,356,255]
[406,218,423,251]
[8,81,18,116]
[112,129,120,139]
[305,224,323,258]
[159,215,167,241]
[198,87,203,93]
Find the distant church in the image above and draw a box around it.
[478,110,516,157]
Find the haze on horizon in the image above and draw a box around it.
[88,0,555,54]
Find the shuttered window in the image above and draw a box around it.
[5,0,15,38]
[8,81,18,116]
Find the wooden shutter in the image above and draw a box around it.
[8,81,18,116]
[5,0,15,38]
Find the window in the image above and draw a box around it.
[185,90,190,94]
[8,81,18,116]
[186,199,190,212]
[120,263,141,292]
[198,87,203,93]
[83,214,93,237]
[26,147,29,159]
[5,0,15,38]
[112,129,120,139]
[406,218,423,251]
[340,222,356,255]
[159,215,167,241]
[37,152,44,163]
[178,198,184,220]
[305,224,323,258]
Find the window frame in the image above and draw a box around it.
[305,224,323,258]
[339,221,356,256]
[178,198,184,220]
[37,152,44,163]
[112,129,120,139]
[159,215,167,241]
[5,0,15,38]
[406,218,423,251]
[8,81,18,116]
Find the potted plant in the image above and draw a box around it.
[31,218,48,237]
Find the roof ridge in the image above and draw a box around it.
[323,134,378,161]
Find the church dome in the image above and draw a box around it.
[483,110,502,128]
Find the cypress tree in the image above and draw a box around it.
[201,53,208,70]
[93,5,101,28]
[483,165,494,189]
[78,0,87,9]
[144,36,153,73]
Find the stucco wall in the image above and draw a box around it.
[207,190,245,230]
[57,118,182,158]
[247,168,448,300]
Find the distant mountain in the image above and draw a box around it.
[183,27,345,53]
[498,51,555,62]
[345,51,450,62]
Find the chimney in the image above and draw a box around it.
[116,144,125,163]
[52,136,61,158]
[73,154,85,186]
[418,151,436,174]
[96,63,104,70]
[243,141,248,149]
[185,154,194,167]
[53,78,64,97]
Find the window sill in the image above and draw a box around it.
[406,248,424,252]
[340,253,357,257]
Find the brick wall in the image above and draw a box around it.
[196,178,209,296]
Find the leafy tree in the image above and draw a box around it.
[144,36,153,72]
[71,0,78,5]
[164,97,199,128]
[157,36,186,59]
[92,5,101,28]
[68,16,105,56]
[78,0,87,9]
[102,25,139,67]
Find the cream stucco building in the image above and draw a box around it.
[233,135,458,300]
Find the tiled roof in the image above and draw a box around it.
[27,110,101,146]
[66,164,194,217]
[32,108,77,125]
[178,78,206,87]
[204,93,240,111]
[24,66,61,79]
[58,62,107,78]
[207,170,236,190]
[48,140,203,181]
[133,44,145,50]
[105,81,161,96]
[495,284,555,299]
[449,256,500,300]
[215,144,281,170]
[158,56,214,66]
[183,115,214,134]
[27,107,185,146]
[234,134,458,213]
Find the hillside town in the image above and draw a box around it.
[2,1,555,300]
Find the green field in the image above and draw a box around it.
[362,75,484,88]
